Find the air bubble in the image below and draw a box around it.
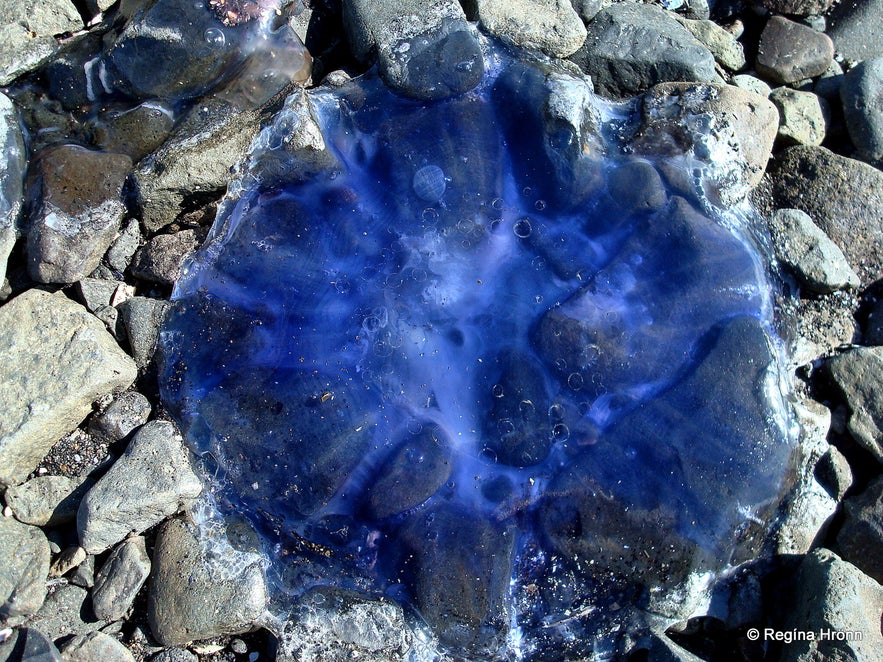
[513,218,532,238]
[552,423,570,442]
[568,373,585,391]
[204,28,226,48]
[422,207,439,224]
[549,403,566,421]
[492,384,504,398]
[413,165,446,202]
[535,200,547,211]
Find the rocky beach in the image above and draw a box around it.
[1,0,882,661]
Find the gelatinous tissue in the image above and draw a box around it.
[159,37,797,660]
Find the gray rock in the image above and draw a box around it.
[569,4,716,97]
[781,548,883,662]
[70,554,95,589]
[814,444,853,501]
[130,230,201,286]
[24,584,102,641]
[147,518,267,646]
[0,0,83,85]
[1,93,26,283]
[570,0,604,23]
[470,0,587,58]
[88,391,152,443]
[134,99,262,233]
[5,474,95,527]
[756,16,834,85]
[631,83,778,203]
[768,208,859,293]
[841,57,883,163]
[105,219,143,275]
[75,278,130,315]
[768,146,883,286]
[117,297,171,370]
[58,631,135,662]
[760,0,836,15]
[0,517,50,620]
[90,102,176,163]
[814,59,844,101]
[0,289,137,488]
[342,0,484,100]
[77,420,202,554]
[276,587,411,662]
[0,627,62,661]
[678,18,746,73]
[865,297,883,345]
[149,649,197,662]
[49,546,87,579]
[770,87,829,147]
[827,0,883,63]
[823,346,883,461]
[836,476,883,583]
[92,536,151,622]
[731,74,772,97]
[27,145,133,284]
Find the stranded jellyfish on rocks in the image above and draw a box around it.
[159,37,797,659]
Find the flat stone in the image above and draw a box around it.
[88,391,151,444]
[0,289,137,488]
[58,631,135,662]
[827,0,883,63]
[841,57,883,163]
[147,518,267,646]
[471,0,587,58]
[5,474,95,527]
[91,536,151,622]
[105,219,142,275]
[24,584,102,641]
[77,420,202,554]
[770,88,829,147]
[90,101,176,163]
[134,99,262,233]
[768,208,859,293]
[822,346,883,462]
[0,92,26,283]
[27,145,132,284]
[756,16,834,85]
[836,476,883,583]
[117,297,171,370]
[781,548,883,662]
[569,4,716,97]
[678,17,746,72]
[768,146,883,286]
[342,0,483,100]
[0,0,83,85]
[0,517,50,620]
[0,627,62,661]
[130,230,202,286]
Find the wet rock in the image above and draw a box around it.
[117,297,171,369]
[768,145,883,286]
[0,517,50,620]
[822,346,883,462]
[835,475,883,583]
[469,0,587,58]
[27,145,133,284]
[147,518,267,646]
[756,16,834,85]
[25,584,102,641]
[569,3,716,98]
[606,159,668,215]
[130,230,202,286]
[0,627,62,661]
[841,57,883,163]
[49,546,87,578]
[88,391,151,444]
[632,83,778,202]
[5,475,95,527]
[769,88,829,147]
[77,420,202,554]
[276,587,411,662]
[678,17,746,73]
[342,0,483,100]
[134,99,262,233]
[0,0,83,85]
[58,631,135,662]
[0,93,26,283]
[105,219,142,275]
[0,289,137,488]
[781,548,883,662]
[826,0,883,63]
[90,102,176,163]
[91,536,151,622]
[768,208,859,294]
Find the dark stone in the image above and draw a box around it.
[118,297,172,369]
[827,0,883,63]
[756,16,834,85]
[607,160,668,214]
[88,391,152,443]
[0,628,62,662]
[841,57,883,163]
[822,346,883,461]
[90,101,176,162]
[836,476,883,584]
[759,0,836,16]
[130,229,203,286]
